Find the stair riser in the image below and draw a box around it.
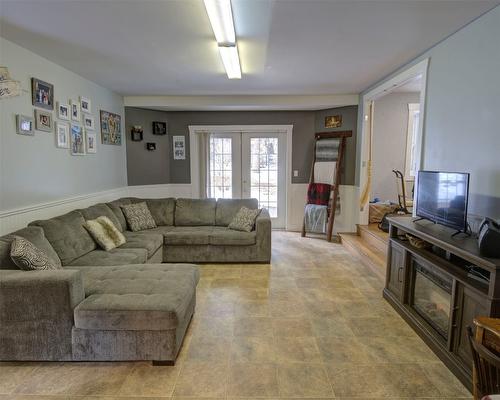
[358,228,388,255]
[340,237,386,281]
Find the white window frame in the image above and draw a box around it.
[405,103,420,181]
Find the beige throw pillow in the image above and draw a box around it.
[120,202,157,232]
[84,216,126,251]
[10,236,62,271]
[228,207,261,232]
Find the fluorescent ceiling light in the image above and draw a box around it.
[218,45,241,79]
[203,0,236,44]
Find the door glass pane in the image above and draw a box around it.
[209,137,232,198]
[250,137,278,217]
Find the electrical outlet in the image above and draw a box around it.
[293,170,299,177]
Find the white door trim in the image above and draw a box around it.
[358,58,429,224]
[189,124,293,229]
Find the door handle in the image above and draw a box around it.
[398,267,403,283]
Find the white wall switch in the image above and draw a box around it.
[293,170,299,177]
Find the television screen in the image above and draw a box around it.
[416,171,470,232]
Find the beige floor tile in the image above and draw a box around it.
[227,363,279,397]
[310,316,355,337]
[316,336,375,364]
[173,362,227,397]
[422,362,471,398]
[117,361,180,397]
[185,336,231,362]
[277,363,334,398]
[274,337,323,363]
[0,363,39,394]
[191,316,234,337]
[348,316,416,337]
[234,300,271,317]
[234,317,274,337]
[302,300,339,319]
[239,278,270,288]
[361,335,441,363]
[269,300,309,318]
[230,336,277,363]
[272,318,314,337]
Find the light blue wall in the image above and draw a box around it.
[357,5,500,218]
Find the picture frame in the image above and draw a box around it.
[131,126,143,142]
[55,122,70,148]
[16,114,34,136]
[173,135,185,160]
[152,121,167,135]
[86,130,97,154]
[325,115,342,128]
[100,110,122,145]
[70,124,85,155]
[34,109,53,132]
[71,100,81,122]
[146,142,156,151]
[57,102,70,120]
[80,96,91,114]
[31,77,54,110]
[83,114,95,130]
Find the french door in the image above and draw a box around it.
[208,132,286,228]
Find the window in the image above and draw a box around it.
[405,103,420,180]
[250,137,278,217]
[208,137,232,199]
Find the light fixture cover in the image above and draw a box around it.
[203,0,236,44]
[218,45,241,79]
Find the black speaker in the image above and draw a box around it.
[478,217,500,258]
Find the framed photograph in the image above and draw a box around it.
[80,96,91,114]
[83,114,95,130]
[55,122,69,148]
[131,126,143,142]
[71,100,81,122]
[86,130,97,154]
[31,78,54,110]
[100,110,122,145]
[34,109,53,132]
[0,67,11,81]
[173,135,185,160]
[325,115,342,128]
[57,102,70,120]
[146,142,156,151]
[71,124,85,155]
[152,121,167,135]
[16,114,34,136]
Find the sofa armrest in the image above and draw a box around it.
[255,209,271,262]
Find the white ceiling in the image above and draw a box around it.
[0,0,498,99]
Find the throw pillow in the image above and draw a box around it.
[120,202,157,232]
[228,207,261,232]
[10,236,62,271]
[84,216,126,251]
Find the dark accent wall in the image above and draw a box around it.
[125,106,358,186]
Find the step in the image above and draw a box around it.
[339,232,386,281]
[357,223,389,256]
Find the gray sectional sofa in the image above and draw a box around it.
[0,197,271,363]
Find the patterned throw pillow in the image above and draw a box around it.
[84,216,126,251]
[10,236,62,271]
[120,202,157,232]
[228,207,261,232]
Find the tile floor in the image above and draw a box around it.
[0,231,472,399]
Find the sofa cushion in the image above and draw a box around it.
[215,198,259,226]
[10,236,62,270]
[0,226,61,270]
[79,203,122,230]
[121,202,157,232]
[130,198,175,226]
[175,198,216,226]
[67,248,148,267]
[106,198,132,232]
[73,263,199,331]
[30,211,96,265]
[120,231,163,257]
[84,217,126,251]
[209,227,257,246]
[229,207,261,232]
[164,226,213,245]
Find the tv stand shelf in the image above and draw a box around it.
[384,216,500,391]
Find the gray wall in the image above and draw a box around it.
[372,92,420,202]
[0,37,126,211]
[358,5,500,219]
[125,106,358,185]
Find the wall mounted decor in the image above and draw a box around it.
[153,121,167,135]
[71,100,81,122]
[0,67,22,99]
[86,130,97,154]
[131,126,143,142]
[31,78,54,110]
[71,124,85,155]
[16,114,34,136]
[173,135,185,160]
[34,109,53,132]
[100,110,122,145]
[80,96,91,114]
[146,142,156,151]
[83,114,95,130]
[57,102,70,120]
[55,122,69,148]
[325,115,342,128]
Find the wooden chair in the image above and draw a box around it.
[468,317,500,399]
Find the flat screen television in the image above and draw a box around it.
[416,170,470,233]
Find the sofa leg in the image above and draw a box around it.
[152,360,175,366]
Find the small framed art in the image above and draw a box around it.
[71,100,81,122]
[325,115,342,128]
[153,121,167,135]
[83,114,95,130]
[71,124,85,155]
[35,109,53,132]
[16,114,34,136]
[55,122,70,148]
[173,135,185,160]
[146,142,156,151]
[131,126,143,141]
[57,102,70,120]
[80,97,91,114]
[86,130,97,154]
[100,110,122,145]
[31,78,54,110]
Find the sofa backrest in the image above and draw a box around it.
[106,198,132,232]
[175,198,216,226]
[215,198,259,226]
[0,226,61,270]
[30,211,96,265]
[129,198,175,226]
[79,203,122,229]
